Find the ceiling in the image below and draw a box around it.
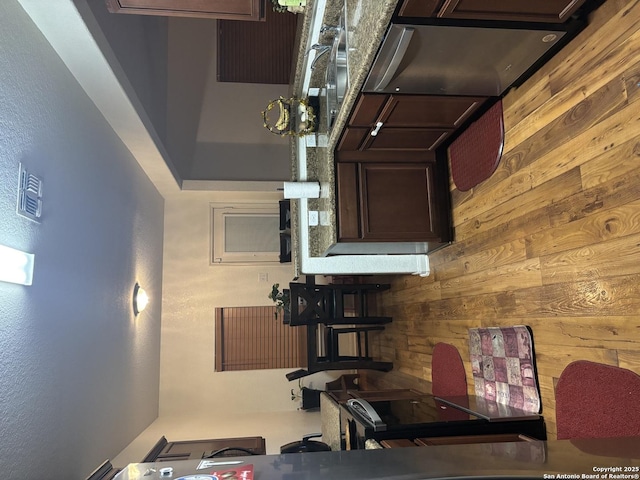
[19,0,292,196]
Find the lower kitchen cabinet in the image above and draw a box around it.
[336,162,444,242]
[397,0,587,23]
[397,0,442,17]
[142,436,266,462]
[337,93,485,157]
[437,0,587,22]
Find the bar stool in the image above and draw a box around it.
[289,282,392,325]
[325,325,384,362]
[285,323,393,381]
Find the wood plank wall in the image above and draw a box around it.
[361,0,640,440]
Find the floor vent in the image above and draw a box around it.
[17,163,42,222]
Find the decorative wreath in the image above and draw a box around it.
[262,96,316,137]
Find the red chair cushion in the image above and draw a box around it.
[449,99,504,192]
[556,360,640,440]
[432,342,467,397]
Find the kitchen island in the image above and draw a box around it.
[288,0,590,277]
[112,437,640,480]
[289,0,435,277]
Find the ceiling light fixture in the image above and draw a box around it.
[133,282,149,316]
[0,244,35,286]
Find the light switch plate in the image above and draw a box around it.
[308,210,319,226]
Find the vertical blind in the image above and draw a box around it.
[215,306,306,371]
[216,6,298,84]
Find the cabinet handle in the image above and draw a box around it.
[370,122,384,136]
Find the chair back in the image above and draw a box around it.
[468,325,541,413]
[432,342,467,397]
[556,360,640,439]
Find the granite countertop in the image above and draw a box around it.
[290,0,398,271]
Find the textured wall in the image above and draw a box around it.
[0,1,164,477]
[111,181,342,467]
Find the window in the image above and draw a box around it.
[214,307,306,371]
[211,203,280,264]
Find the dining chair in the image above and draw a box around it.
[431,342,468,397]
[431,342,469,421]
[555,360,640,440]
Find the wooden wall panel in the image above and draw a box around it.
[359,0,640,440]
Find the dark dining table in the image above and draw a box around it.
[434,394,542,422]
[339,392,547,449]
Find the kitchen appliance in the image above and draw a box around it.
[363,22,576,96]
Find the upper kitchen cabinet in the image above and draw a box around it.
[105,0,266,21]
[337,93,485,161]
[397,0,588,23]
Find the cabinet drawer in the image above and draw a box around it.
[362,127,450,152]
[380,95,484,128]
[338,127,371,151]
[339,127,449,152]
[349,94,389,126]
[437,0,586,23]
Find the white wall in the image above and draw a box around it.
[112,190,340,465]
[159,190,296,417]
[0,1,164,478]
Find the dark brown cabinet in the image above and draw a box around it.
[337,94,485,160]
[335,94,465,243]
[398,0,587,23]
[336,162,442,242]
[142,436,266,462]
[398,0,442,17]
[106,0,266,21]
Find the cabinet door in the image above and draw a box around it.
[437,0,586,23]
[398,0,443,17]
[106,0,265,21]
[359,163,440,241]
[380,95,484,128]
[339,94,484,152]
[348,94,389,127]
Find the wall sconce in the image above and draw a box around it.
[133,282,149,316]
[0,244,35,286]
